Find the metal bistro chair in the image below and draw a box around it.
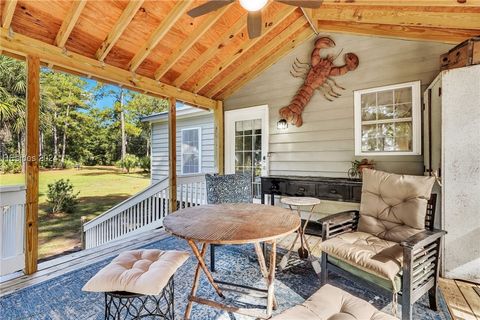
[205,172,253,272]
[319,169,446,320]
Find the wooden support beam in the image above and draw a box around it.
[312,5,480,30]
[0,27,217,109]
[206,16,308,97]
[301,8,319,35]
[315,20,478,44]
[193,6,297,94]
[95,0,144,61]
[214,100,224,175]
[173,10,249,88]
[168,97,177,213]
[154,4,231,81]
[128,1,192,72]
[1,0,17,29]
[220,27,314,99]
[55,0,87,47]
[25,55,40,275]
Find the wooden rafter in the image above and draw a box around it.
[1,0,17,29]
[205,16,308,97]
[128,1,192,72]
[313,5,480,30]
[220,27,314,99]
[301,8,319,35]
[194,6,297,94]
[55,0,87,47]
[173,9,249,87]
[95,0,144,61]
[154,4,231,81]
[0,27,217,109]
[318,0,480,6]
[316,20,479,44]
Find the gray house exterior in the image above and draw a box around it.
[142,103,215,182]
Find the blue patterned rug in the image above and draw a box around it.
[0,236,451,320]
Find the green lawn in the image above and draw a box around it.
[0,166,150,259]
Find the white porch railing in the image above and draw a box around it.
[0,185,26,276]
[83,174,207,249]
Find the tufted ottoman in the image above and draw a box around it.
[271,284,397,320]
[83,249,189,320]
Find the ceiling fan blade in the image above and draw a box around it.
[276,0,323,9]
[187,0,235,18]
[247,11,262,39]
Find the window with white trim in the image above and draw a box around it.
[354,81,421,156]
[181,128,201,174]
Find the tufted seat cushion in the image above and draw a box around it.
[319,231,403,281]
[358,169,435,242]
[82,249,189,295]
[271,284,397,320]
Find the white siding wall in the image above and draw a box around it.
[225,33,453,177]
[151,113,215,181]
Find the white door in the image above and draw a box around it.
[225,105,269,201]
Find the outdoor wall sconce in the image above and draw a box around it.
[277,119,288,130]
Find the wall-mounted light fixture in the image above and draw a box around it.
[277,119,288,130]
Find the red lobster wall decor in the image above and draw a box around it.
[279,37,359,127]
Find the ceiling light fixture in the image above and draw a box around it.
[239,0,268,12]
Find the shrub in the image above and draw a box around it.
[139,156,150,173]
[61,159,76,169]
[47,179,79,214]
[0,159,22,174]
[117,154,139,173]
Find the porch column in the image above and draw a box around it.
[214,100,224,175]
[25,55,40,275]
[168,97,177,212]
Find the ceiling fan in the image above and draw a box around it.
[187,0,323,39]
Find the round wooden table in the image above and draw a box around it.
[164,203,300,319]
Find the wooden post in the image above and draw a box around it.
[214,100,224,175]
[168,97,177,213]
[25,55,40,275]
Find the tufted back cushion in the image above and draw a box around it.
[205,172,253,204]
[357,169,435,242]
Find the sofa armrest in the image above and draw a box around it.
[318,210,360,240]
[400,229,447,251]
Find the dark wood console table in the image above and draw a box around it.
[260,175,362,236]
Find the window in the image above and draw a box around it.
[354,81,421,156]
[181,128,201,174]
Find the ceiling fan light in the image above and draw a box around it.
[239,0,268,12]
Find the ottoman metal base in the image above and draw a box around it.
[104,277,174,320]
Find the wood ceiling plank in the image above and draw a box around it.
[194,5,298,94]
[0,27,217,109]
[2,0,17,29]
[319,0,480,6]
[219,26,314,99]
[205,16,308,97]
[316,20,478,44]
[55,0,87,47]
[154,4,231,81]
[95,0,144,61]
[128,0,192,72]
[313,5,480,30]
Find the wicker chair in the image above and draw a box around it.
[205,172,253,271]
[319,169,446,320]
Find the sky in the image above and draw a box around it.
[84,78,120,109]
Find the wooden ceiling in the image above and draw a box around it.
[0,0,479,109]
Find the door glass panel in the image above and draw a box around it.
[234,119,262,199]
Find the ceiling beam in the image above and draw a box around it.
[2,0,17,29]
[128,0,192,72]
[220,27,315,99]
[154,4,231,81]
[318,0,480,6]
[206,16,308,97]
[312,5,480,30]
[194,6,298,94]
[301,8,319,35]
[173,9,249,87]
[316,20,478,44]
[0,27,217,109]
[95,0,144,61]
[55,0,87,47]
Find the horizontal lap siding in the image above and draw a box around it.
[225,33,453,177]
[151,112,215,181]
